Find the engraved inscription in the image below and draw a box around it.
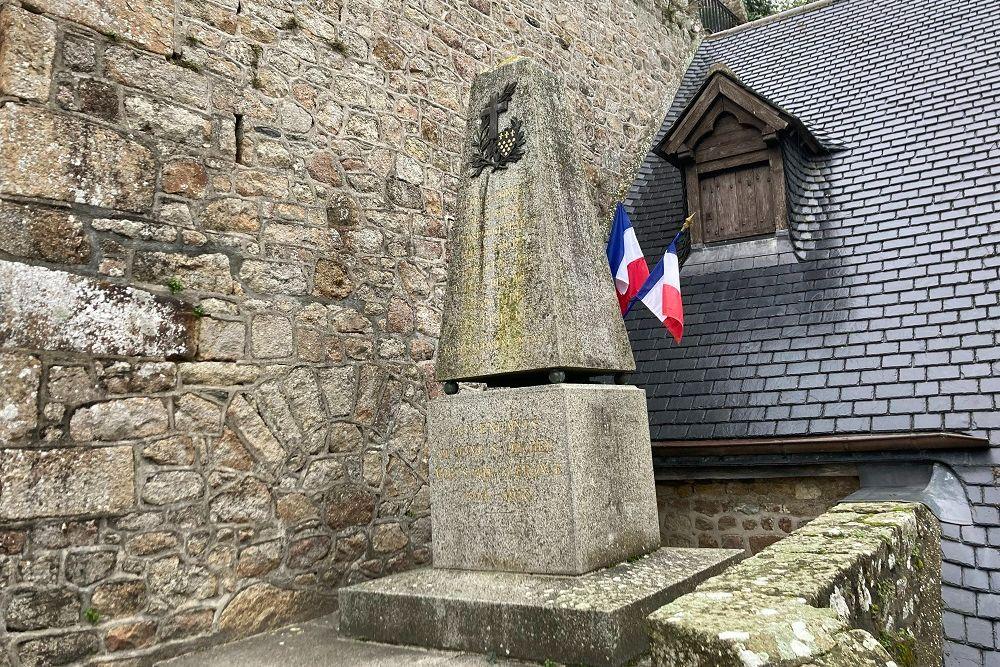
[431,416,564,509]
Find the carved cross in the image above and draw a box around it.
[480,91,510,149]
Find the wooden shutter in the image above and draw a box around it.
[699,163,775,243]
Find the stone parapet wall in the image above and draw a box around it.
[0,0,700,663]
[657,476,861,554]
[648,501,943,666]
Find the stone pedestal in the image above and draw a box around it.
[429,384,660,575]
[339,547,743,667]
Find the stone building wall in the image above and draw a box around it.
[0,0,700,663]
[657,476,861,554]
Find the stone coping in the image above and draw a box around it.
[647,501,943,666]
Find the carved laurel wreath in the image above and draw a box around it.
[469,82,527,177]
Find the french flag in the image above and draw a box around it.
[636,239,684,343]
[606,203,650,315]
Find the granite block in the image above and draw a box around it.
[428,383,660,575]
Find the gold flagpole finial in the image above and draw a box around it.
[682,213,696,231]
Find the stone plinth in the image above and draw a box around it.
[340,547,743,667]
[428,384,660,575]
[436,58,634,382]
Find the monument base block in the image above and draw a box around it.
[429,384,661,575]
[338,547,743,667]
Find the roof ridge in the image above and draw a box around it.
[706,0,839,41]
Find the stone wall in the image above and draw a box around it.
[657,476,860,554]
[649,501,943,666]
[0,0,700,663]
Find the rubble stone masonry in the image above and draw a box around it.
[0,0,701,662]
[657,476,862,554]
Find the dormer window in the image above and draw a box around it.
[655,66,824,246]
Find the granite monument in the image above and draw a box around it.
[339,57,741,666]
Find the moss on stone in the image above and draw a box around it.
[879,628,917,667]
[648,502,942,667]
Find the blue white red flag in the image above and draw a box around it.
[636,238,684,343]
[606,203,650,315]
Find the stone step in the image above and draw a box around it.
[339,547,744,667]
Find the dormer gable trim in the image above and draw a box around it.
[655,65,825,163]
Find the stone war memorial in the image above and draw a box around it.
[338,56,743,666]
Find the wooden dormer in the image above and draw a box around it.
[655,66,823,245]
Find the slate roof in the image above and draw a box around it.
[624,0,1000,441]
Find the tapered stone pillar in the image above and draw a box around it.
[436,57,634,383]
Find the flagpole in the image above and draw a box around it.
[669,213,696,247]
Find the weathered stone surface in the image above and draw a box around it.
[179,362,260,385]
[92,216,176,242]
[142,435,197,465]
[0,261,196,358]
[0,529,26,554]
[650,590,846,666]
[372,522,409,553]
[133,252,235,294]
[197,318,246,360]
[340,547,742,666]
[210,476,272,523]
[6,589,80,630]
[0,0,703,657]
[437,59,634,381]
[429,384,659,575]
[0,105,155,211]
[251,314,293,358]
[65,549,116,586]
[47,365,99,405]
[648,502,943,667]
[0,200,91,264]
[105,619,157,651]
[318,366,355,416]
[104,45,209,109]
[142,471,205,505]
[313,258,353,298]
[0,6,57,101]
[288,535,331,568]
[70,397,169,441]
[203,197,260,232]
[237,540,282,577]
[30,0,173,55]
[226,394,286,467]
[240,260,308,295]
[127,530,179,556]
[160,608,214,641]
[174,392,223,432]
[211,428,254,471]
[0,352,40,441]
[324,485,376,531]
[162,159,208,197]
[15,631,99,667]
[219,583,336,639]
[91,578,147,618]
[0,447,135,520]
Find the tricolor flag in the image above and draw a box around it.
[636,238,685,344]
[606,203,650,315]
